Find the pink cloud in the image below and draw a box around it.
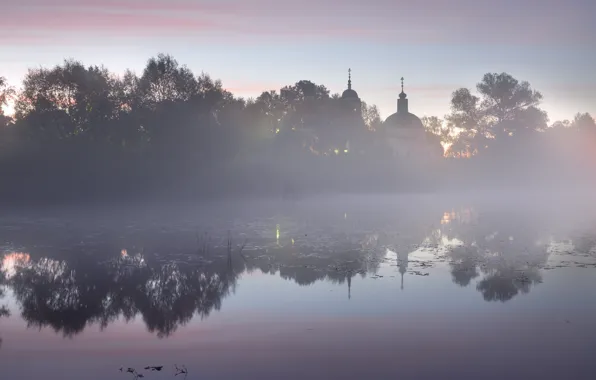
[6,0,233,13]
[2,2,389,45]
[0,32,56,45]
[2,9,214,34]
[2,0,593,45]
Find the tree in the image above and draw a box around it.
[550,119,571,129]
[14,60,120,143]
[513,106,549,133]
[445,88,487,156]
[0,77,16,155]
[421,116,452,142]
[361,101,382,131]
[0,76,15,127]
[570,112,596,132]
[276,80,331,132]
[138,54,198,106]
[477,72,543,127]
[446,73,546,156]
[570,112,596,163]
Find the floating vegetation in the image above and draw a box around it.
[174,364,188,378]
[120,365,184,378]
[119,367,144,379]
[144,366,164,372]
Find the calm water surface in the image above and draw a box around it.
[1,195,596,379]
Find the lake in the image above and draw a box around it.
[1,194,596,379]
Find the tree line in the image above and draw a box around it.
[0,54,594,202]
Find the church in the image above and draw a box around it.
[339,70,444,159]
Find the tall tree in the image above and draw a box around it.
[571,112,596,132]
[138,54,198,106]
[361,101,382,131]
[14,60,120,143]
[0,76,14,127]
[477,72,543,127]
[446,73,546,156]
[445,88,487,156]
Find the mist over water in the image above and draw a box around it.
[1,194,596,379]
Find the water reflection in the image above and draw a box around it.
[432,208,551,302]
[0,257,10,349]
[1,238,384,338]
[0,271,8,318]
[6,251,238,338]
[1,201,595,339]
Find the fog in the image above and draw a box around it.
[0,58,595,207]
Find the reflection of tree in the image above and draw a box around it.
[11,257,115,336]
[3,202,593,339]
[449,247,479,287]
[2,222,392,338]
[271,245,374,287]
[8,253,239,338]
[1,258,11,350]
[0,269,9,318]
[476,266,542,302]
[439,209,549,302]
[136,263,235,338]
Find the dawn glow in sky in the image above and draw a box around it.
[2,0,595,121]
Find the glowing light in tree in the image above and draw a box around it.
[1,252,30,278]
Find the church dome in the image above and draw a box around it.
[341,68,360,100]
[383,77,444,159]
[342,88,359,99]
[384,111,424,129]
[383,77,423,129]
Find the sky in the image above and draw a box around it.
[1,0,595,122]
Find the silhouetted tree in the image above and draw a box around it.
[361,101,382,131]
[421,116,452,147]
[15,60,120,143]
[0,76,14,128]
[445,88,487,156]
[477,72,543,129]
[571,112,596,132]
[446,73,546,157]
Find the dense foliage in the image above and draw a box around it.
[0,55,594,202]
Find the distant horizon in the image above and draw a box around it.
[2,0,595,123]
